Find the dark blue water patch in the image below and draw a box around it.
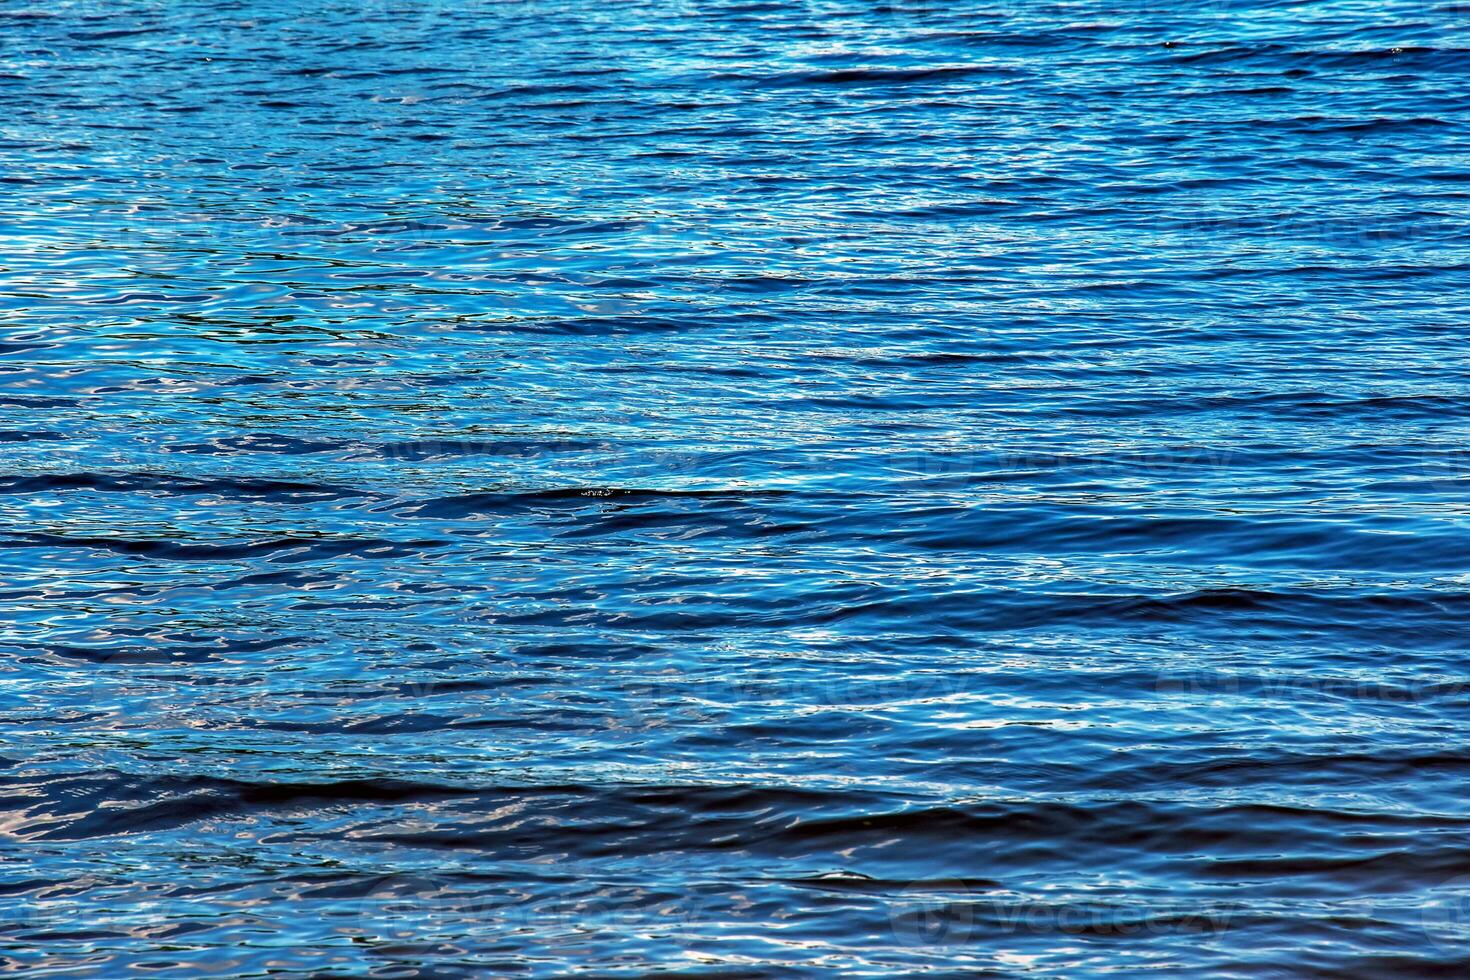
[0,472,376,502]
[4,0,1470,975]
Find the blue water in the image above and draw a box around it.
[4,0,1470,975]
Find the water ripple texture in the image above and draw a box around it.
[4,0,1470,976]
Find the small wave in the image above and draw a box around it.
[0,532,442,563]
[0,473,373,502]
[394,486,788,519]
[738,65,1008,88]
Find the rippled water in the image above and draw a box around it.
[4,0,1470,975]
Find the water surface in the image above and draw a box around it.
[3,0,1470,975]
